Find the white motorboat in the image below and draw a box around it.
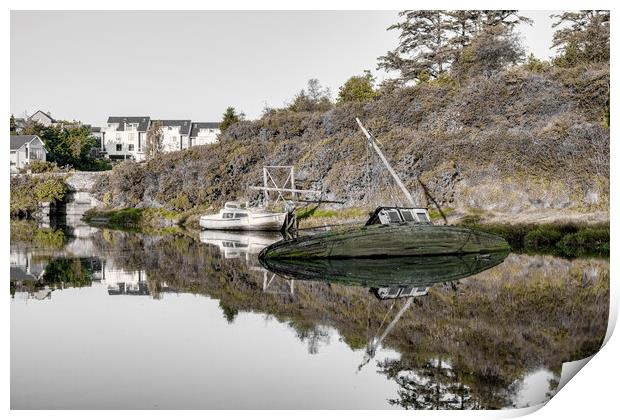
[199,202,287,231]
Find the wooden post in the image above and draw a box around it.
[290,166,296,200]
[263,167,269,206]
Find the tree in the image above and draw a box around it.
[145,120,164,159]
[220,106,242,133]
[452,25,525,80]
[378,10,455,82]
[337,71,378,103]
[288,79,332,112]
[378,10,531,83]
[10,114,17,134]
[41,125,100,169]
[552,11,610,66]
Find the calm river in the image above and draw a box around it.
[10,220,609,409]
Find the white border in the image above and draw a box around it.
[4,1,617,419]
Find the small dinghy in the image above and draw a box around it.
[199,202,287,231]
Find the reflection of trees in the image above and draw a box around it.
[41,258,94,288]
[379,358,507,409]
[219,302,239,324]
[293,323,331,355]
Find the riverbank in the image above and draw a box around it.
[75,205,609,259]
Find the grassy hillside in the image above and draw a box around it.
[91,63,609,222]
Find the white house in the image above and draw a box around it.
[151,120,192,152]
[28,110,56,127]
[10,135,47,173]
[101,116,150,161]
[190,122,220,146]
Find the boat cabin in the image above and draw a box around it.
[372,285,430,300]
[221,202,250,220]
[365,206,432,226]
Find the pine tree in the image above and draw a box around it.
[552,10,610,66]
[378,10,455,82]
[10,114,17,134]
[220,106,241,133]
[378,10,531,83]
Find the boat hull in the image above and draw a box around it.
[199,213,286,231]
[259,223,510,259]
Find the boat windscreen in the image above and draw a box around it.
[416,212,430,223]
[387,211,402,223]
[400,210,415,222]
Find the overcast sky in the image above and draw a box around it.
[10,10,558,126]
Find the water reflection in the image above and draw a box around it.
[10,221,609,409]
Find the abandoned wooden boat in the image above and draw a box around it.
[259,206,509,259]
[199,202,287,231]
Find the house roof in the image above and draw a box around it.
[107,116,150,132]
[10,135,42,151]
[152,120,192,135]
[30,110,55,122]
[190,122,221,137]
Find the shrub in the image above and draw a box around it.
[21,161,61,174]
[524,226,564,248]
[33,176,67,203]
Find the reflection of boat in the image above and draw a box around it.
[199,202,287,231]
[199,230,283,259]
[259,251,509,290]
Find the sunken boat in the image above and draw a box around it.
[259,206,509,259]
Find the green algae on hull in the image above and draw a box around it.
[259,223,510,260]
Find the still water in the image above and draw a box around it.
[10,221,609,409]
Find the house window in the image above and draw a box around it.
[128,144,135,151]
[116,134,122,142]
[116,144,122,152]
[128,133,136,142]
[29,149,43,160]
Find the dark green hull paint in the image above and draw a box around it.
[259,223,510,260]
[259,251,509,288]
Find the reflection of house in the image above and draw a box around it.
[101,261,150,295]
[101,116,150,161]
[10,135,47,172]
[189,122,220,146]
[10,250,47,281]
[10,249,50,300]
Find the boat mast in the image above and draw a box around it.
[356,118,416,206]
